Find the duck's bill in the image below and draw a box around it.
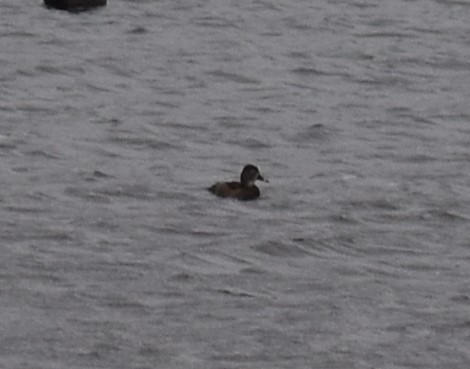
[258,175,269,183]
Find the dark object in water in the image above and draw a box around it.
[44,0,107,11]
[208,164,268,201]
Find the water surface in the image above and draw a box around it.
[1,0,470,368]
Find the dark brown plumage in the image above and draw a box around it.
[208,164,267,201]
[44,0,106,10]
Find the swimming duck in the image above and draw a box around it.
[208,164,267,201]
[44,0,107,10]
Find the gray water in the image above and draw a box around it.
[1,0,470,368]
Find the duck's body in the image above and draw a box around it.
[208,164,266,201]
[44,0,106,10]
[208,181,261,201]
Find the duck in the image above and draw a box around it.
[208,164,267,201]
[44,0,106,10]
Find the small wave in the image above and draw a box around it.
[108,134,179,150]
[95,184,154,201]
[251,240,313,258]
[193,16,238,28]
[216,288,255,298]
[206,70,260,84]
[4,206,47,214]
[0,135,17,150]
[127,26,148,35]
[292,123,334,143]
[228,137,272,149]
[423,209,470,222]
[64,187,111,203]
[355,31,412,38]
[24,149,61,160]
[291,67,330,76]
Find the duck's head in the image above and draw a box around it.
[240,164,267,186]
